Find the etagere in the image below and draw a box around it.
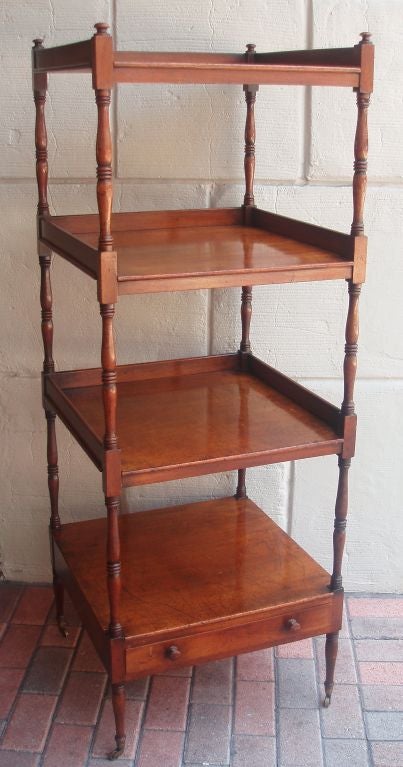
[32,25,374,760]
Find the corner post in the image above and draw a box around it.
[93,25,123,655]
[325,35,373,708]
[237,45,258,500]
[33,38,67,635]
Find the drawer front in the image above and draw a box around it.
[125,595,342,679]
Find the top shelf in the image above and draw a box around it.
[32,28,374,91]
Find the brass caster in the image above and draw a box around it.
[57,617,69,638]
[323,694,331,708]
[107,737,125,761]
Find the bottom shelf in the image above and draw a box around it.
[54,497,342,678]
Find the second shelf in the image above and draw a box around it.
[45,352,343,486]
[39,207,358,292]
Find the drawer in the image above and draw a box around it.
[125,594,342,679]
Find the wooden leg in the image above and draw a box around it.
[108,683,126,760]
[236,468,247,499]
[45,409,67,637]
[324,630,339,707]
[52,572,68,638]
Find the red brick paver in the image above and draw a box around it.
[0,752,40,767]
[349,597,403,617]
[42,723,93,767]
[144,676,190,731]
[0,669,24,719]
[40,624,81,648]
[359,661,403,685]
[234,680,275,736]
[56,671,106,726]
[136,729,184,767]
[0,624,41,669]
[11,587,53,625]
[0,584,23,622]
[276,638,313,658]
[371,741,403,766]
[1,693,56,752]
[0,584,402,766]
[191,658,233,704]
[237,648,274,680]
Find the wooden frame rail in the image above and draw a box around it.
[32,25,373,92]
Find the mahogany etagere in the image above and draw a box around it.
[32,25,374,760]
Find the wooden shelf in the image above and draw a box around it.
[39,207,358,293]
[45,352,343,486]
[54,496,342,676]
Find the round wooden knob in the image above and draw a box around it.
[165,645,181,660]
[94,22,110,35]
[286,618,301,632]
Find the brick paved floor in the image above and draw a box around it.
[0,583,402,766]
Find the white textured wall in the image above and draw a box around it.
[0,1,402,591]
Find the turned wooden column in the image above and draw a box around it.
[100,303,118,451]
[33,39,49,218]
[240,285,252,356]
[95,24,113,252]
[341,282,361,417]
[330,457,351,594]
[237,46,258,500]
[237,286,252,499]
[105,496,123,639]
[100,303,122,641]
[243,44,258,208]
[351,33,372,237]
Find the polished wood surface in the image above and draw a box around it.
[39,209,354,292]
[45,354,342,485]
[54,497,337,641]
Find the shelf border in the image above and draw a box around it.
[32,36,372,90]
